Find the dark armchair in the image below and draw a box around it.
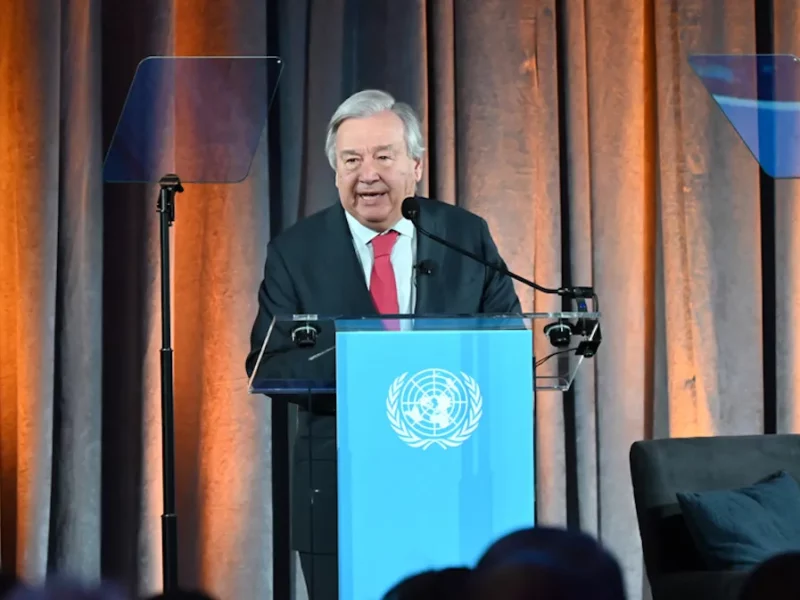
[629,434,800,600]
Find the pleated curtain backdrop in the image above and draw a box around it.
[0,1,797,599]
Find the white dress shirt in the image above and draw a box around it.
[344,210,417,315]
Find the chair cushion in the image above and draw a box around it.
[676,471,800,570]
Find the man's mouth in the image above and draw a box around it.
[358,192,387,203]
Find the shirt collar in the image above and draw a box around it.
[344,209,415,247]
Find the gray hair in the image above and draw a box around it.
[325,89,425,169]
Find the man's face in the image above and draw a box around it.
[334,110,423,231]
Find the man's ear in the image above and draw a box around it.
[413,157,423,182]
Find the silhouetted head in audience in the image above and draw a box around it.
[4,579,128,600]
[145,591,216,600]
[382,567,472,600]
[471,564,576,600]
[474,526,626,600]
[739,551,800,599]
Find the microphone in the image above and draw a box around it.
[414,259,436,276]
[401,196,601,356]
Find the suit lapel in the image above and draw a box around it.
[321,205,378,317]
[414,200,448,315]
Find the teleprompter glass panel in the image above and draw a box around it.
[689,53,800,178]
[103,55,283,183]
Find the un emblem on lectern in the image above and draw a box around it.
[386,368,483,450]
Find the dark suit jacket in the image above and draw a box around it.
[245,196,522,381]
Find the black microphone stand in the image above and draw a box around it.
[157,173,183,592]
[402,196,601,358]
[402,198,593,299]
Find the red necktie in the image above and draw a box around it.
[370,231,400,322]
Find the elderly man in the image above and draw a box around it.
[246,89,520,599]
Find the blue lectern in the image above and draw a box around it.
[249,312,600,599]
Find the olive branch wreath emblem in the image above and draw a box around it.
[385,371,483,450]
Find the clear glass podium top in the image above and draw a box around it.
[103,55,283,184]
[688,53,800,179]
[248,312,601,394]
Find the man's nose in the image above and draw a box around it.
[358,159,379,182]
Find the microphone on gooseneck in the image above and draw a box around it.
[401,195,601,355]
[402,196,569,296]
